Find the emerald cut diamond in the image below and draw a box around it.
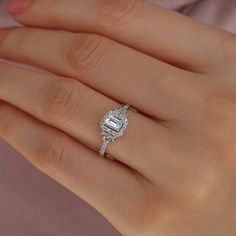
[100,105,129,143]
[104,115,123,132]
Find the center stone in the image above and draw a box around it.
[105,115,123,132]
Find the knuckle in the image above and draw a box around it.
[43,79,86,125]
[98,0,142,29]
[35,135,70,176]
[66,34,110,72]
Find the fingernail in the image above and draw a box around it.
[6,0,31,15]
[0,29,7,41]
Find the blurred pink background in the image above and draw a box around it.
[0,0,236,235]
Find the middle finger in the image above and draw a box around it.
[0,28,197,120]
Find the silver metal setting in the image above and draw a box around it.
[99,104,130,157]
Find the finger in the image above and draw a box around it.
[0,28,196,119]
[0,63,170,176]
[6,0,231,71]
[0,102,150,231]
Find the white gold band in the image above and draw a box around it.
[99,139,109,157]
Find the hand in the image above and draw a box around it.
[1,0,236,235]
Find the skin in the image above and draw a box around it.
[0,0,236,235]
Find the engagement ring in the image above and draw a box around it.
[99,104,130,157]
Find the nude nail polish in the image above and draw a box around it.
[6,0,31,15]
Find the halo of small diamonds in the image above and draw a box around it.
[100,106,129,142]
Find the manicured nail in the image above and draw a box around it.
[0,29,7,41]
[6,0,31,15]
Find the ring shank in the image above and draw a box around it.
[99,139,109,157]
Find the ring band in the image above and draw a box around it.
[99,104,130,157]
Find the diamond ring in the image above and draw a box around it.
[99,104,130,157]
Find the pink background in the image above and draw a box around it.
[0,0,236,235]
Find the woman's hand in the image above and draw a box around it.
[1,0,236,235]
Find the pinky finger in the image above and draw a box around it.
[0,102,149,234]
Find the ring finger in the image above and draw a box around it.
[0,63,170,177]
